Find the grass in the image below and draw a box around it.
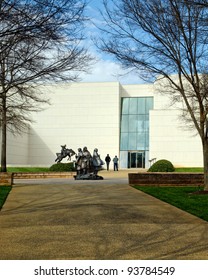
[0,186,12,210]
[134,186,208,222]
[175,167,203,172]
[7,167,50,172]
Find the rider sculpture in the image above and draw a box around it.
[55,145,104,179]
[55,145,76,163]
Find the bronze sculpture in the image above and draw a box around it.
[55,145,104,179]
[74,147,104,180]
[55,145,76,163]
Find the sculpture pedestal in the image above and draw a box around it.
[74,173,103,180]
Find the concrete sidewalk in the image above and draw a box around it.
[0,170,208,260]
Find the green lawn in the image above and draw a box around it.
[0,186,12,209]
[175,167,203,172]
[7,167,49,172]
[134,186,208,222]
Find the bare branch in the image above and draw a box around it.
[0,0,93,171]
[97,0,208,188]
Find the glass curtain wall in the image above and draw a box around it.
[120,97,153,168]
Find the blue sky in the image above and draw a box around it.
[80,0,144,84]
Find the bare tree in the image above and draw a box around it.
[97,0,208,189]
[0,0,92,172]
[186,0,208,7]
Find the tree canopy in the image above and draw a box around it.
[0,0,92,171]
[97,0,208,189]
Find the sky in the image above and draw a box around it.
[79,0,144,85]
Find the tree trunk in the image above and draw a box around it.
[1,98,7,172]
[203,138,208,190]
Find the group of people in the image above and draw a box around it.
[105,154,119,171]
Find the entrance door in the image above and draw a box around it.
[128,151,145,168]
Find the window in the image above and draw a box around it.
[120,97,153,151]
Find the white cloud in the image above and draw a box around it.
[80,57,144,85]
[81,2,144,85]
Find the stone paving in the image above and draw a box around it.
[0,170,208,260]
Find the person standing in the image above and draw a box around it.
[113,155,119,171]
[105,154,111,170]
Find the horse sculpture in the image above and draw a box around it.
[55,145,104,180]
[55,146,76,163]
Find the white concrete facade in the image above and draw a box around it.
[3,81,203,168]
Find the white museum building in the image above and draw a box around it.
[4,81,203,169]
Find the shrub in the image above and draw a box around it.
[148,159,175,172]
[49,162,75,172]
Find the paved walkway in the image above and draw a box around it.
[0,170,208,260]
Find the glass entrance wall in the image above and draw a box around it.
[128,151,145,168]
[120,97,153,168]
